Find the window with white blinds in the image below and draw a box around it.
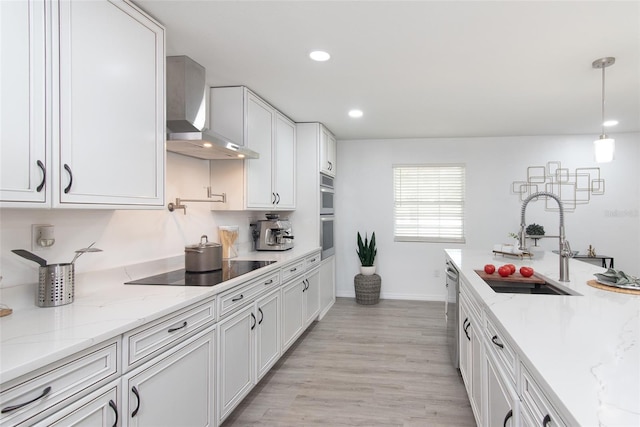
[393,164,466,243]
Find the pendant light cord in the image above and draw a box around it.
[601,65,606,136]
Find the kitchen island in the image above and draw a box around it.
[447,249,639,427]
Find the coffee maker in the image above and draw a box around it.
[251,214,294,251]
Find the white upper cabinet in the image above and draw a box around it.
[0,0,165,208]
[0,0,48,205]
[55,0,165,207]
[210,86,296,211]
[320,125,336,177]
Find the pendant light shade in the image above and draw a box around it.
[592,57,615,163]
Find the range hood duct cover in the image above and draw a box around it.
[166,56,259,160]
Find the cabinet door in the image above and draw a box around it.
[218,305,255,423]
[256,289,281,380]
[56,0,164,207]
[469,314,483,425]
[0,0,48,205]
[281,279,305,353]
[123,326,215,427]
[318,256,336,319]
[485,352,518,427]
[273,112,296,209]
[304,269,320,326]
[32,382,119,427]
[319,126,332,176]
[245,92,274,209]
[459,299,472,392]
[327,132,337,176]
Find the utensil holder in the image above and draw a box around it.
[38,263,74,307]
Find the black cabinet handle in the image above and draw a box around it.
[251,312,256,330]
[272,193,277,204]
[310,258,317,262]
[109,399,118,427]
[131,386,140,417]
[328,161,333,171]
[463,318,471,341]
[63,164,73,193]
[491,335,504,349]
[167,321,187,333]
[503,409,513,427]
[258,307,264,325]
[36,160,46,192]
[543,414,551,426]
[1,386,52,413]
[232,294,244,302]
[264,279,273,285]
[290,267,297,272]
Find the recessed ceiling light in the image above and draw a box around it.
[309,51,330,62]
[603,120,619,127]
[348,109,363,118]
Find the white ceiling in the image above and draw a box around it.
[137,0,640,141]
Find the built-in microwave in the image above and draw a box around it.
[320,215,335,259]
[320,173,334,215]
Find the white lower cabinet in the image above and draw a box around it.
[281,267,320,353]
[318,256,336,319]
[32,380,120,427]
[217,287,281,424]
[122,325,216,427]
[485,352,519,427]
[459,293,483,425]
[256,289,281,380]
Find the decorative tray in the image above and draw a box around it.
[492,250,533,259]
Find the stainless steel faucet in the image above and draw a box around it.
[519,191,572,282]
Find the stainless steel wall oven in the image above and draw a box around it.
[319,173,334,215]
[320,215,335,259]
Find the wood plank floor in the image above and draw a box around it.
[222,298,476,427]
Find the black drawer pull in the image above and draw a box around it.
[109,399,118,427]
[167,321,187,333]
[543,414,551,426]
[131,386,140,417]
[251,312,256,330]
[264,279,273,285]
[290,267,297,272]
[1,386,52,413]
[36,160,46,192]
[232,294,244,302]
[491,335,504,349]
[503,409,513,427]
[258,307,264,324]
[63,164,73,193]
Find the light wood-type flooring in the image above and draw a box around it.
[222,298,476,426]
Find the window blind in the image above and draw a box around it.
[393,164,466,243]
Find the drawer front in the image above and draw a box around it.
[305,252,321,271]
[0,339,119,426]
[521,366,566,427]
[280,260,305,283]
[219,271,280,319]
[485,315,517,384]
[124,298,216,370]
[460,277,482,320]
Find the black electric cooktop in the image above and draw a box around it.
[125,260,276,287]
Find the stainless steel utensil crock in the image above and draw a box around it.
[185,235,223,272]
[38,263,74,307]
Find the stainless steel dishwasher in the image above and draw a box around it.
[445,260,459,368]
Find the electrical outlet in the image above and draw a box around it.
[32,224,55,251]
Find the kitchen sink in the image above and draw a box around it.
[483,279,574,296]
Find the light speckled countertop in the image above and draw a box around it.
[0,247,320,385]
[446,249,640,427]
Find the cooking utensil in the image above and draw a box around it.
[11,249,47,267]
[185,235,222,272]
[70,242,102,264]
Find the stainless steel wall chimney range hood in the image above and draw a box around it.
[166,56,259,160]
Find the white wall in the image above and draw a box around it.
[335,133,640,301]
[0,153,263,289]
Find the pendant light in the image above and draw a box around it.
[592,57,616,163]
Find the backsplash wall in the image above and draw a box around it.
[0,153,262,289]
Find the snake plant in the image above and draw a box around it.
[357,231,377,266]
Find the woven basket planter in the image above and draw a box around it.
[354,273,381,305]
